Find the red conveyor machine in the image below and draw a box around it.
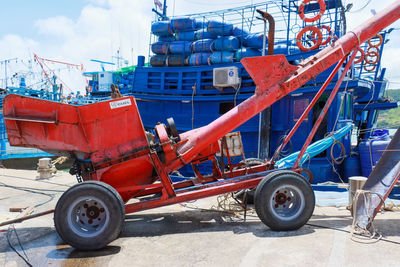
[3,1,400,250]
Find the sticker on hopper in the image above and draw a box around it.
[110,99,132,109]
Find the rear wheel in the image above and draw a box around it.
[255,171,315,230]
[54,181,125,250]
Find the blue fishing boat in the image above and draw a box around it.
[1,1,398,185]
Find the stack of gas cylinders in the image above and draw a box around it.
[150,18,270,67]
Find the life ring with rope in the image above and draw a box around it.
[311,25,332,46]
[298,0,326,23]
[368,34,383,48]
[354,47,365,64]
[296,26,323,51]
[364,50,380,65]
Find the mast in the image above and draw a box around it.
[152,0,168,20]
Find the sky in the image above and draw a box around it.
[0,0,399,93]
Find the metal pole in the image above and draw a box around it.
[292,50,358,169]
[4,60,7,88]
[257,17,267,158]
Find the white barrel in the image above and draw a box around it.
[38,158,51,168]
[349,176,368,207]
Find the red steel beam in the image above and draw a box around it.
[166,1,400,173]
[125,173,267,214]
[270,55,348,164]
[292,50,357,169]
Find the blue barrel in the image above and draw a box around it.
[158,35,175,42]
[232,26,249,41]
[137,55,145,67]
[210,51,235,64]
[151,21,172,36]
[243,33,267,49]
[344,155,361,181]
[151,41,169,55]
[192,39,214,53]
[171,17,196,32]
[176,31,196,41]
[169,41,192,55]
[207,21,233,36]
[359,135,391,177]
[167,55,187,66]
[188,53,211,66]
[213,36,240,51]
[196,20,207,29]
[235,48,260,61]
[195,29,217,40]
[150,55,167,67]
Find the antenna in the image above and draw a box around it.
[90,59,115,72]
[0,58,18,88]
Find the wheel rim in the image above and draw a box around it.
[67,196,110,238]
[269,184,305,221]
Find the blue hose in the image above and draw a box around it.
[275,124,353,168]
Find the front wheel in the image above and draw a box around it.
[54,181,125,250]
[255,171,315,231]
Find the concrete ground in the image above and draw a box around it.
[1,168,400,267]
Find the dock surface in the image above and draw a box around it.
[1,168,400,266]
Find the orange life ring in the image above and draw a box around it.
[296,26,323,51]
[368,34,383,48]
[354,47,365,64]
[364,64,376,72]
[366,45,380,54]
[364,50,380,65]
[312,25,332,46]
[298,0,326,23]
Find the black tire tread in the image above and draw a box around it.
[54,181,125,250]
[254,170,315,231]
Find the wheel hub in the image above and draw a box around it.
[275,191,287,205]
[67,197,109,237]
[270,184,305,221]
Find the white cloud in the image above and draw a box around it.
[35,16,75,39]
[1,0,399,93]
[0,34,38,59]
[0,0,154,93]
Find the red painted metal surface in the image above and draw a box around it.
[2,1,400,213]
[270,55,348,164]
[292,50,357,169]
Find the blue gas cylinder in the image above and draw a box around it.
[207,21,233,36]
[169,41,193,55]
[213,36,240,51]
[232,26,249,41]
[195,30,217,40]
[195,20,207,30]
[243,33,267,49]
[192,39,214,53]
[171,17,196,32]
[176,31,196,41]
[158,35,175,42]
[166,55,187,67]
[210,51,235,64]
[150,55,167,67]
[151,21,172,37]
[188,53,211,66]
[151,41,169,55]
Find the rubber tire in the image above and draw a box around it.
[54,181,125,250]
[254,171,315,231]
